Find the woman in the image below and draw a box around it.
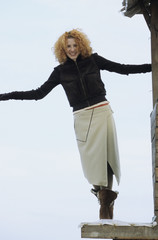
[0,29,151,219]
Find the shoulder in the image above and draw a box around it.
[53,63,66,74]
[91,53,106,63]
[91,53,109,68]
[91,53,106,60]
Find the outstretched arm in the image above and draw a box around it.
[0,68,60,101]
[93,53,152,75]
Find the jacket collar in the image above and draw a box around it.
[66,54,82,64]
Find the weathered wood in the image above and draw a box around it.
[121,0,150,18]
[153,128,158,141]
[155,183,158,198]
[155,168,158,182]
[151,0,158,107]
[151,103,158,217]
[155,197,158,210]
[81,223,158,239]
[138,0,151,30]
[151,105,158,127]
[151,104,158,141]
[152,142,158,170]
[152,139,158,172]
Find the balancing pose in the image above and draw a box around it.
[0,29,151,219]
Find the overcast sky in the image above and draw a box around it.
[0,1,153,240]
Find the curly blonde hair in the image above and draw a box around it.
[54,29,93,64]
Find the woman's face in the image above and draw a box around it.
[65,38,80,61]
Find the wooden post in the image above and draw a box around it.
[151,103,158,218]
[151,0,158,220]
[151,0,158,107]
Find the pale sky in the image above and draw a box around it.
[0,1,153,240]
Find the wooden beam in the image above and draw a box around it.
[121,0,150,18]
[138,0,151,30]
[151,0,158,107]
[81,221,158,239]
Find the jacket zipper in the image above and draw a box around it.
[74,61,90,107]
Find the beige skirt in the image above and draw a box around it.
[73,104,121,187]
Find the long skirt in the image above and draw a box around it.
[73,104,121,187]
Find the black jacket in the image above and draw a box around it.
[0,53,151,111]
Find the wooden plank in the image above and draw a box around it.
[151,103,158,141]
[152,139,158,169]
[151,125,156,141]
[151,103,158,217]
[81,223,158,239]
[151,104,158,128]
[155,197,158,210]
[156,130,158,140]
[155,168,158,182]
[152,139,158,172]
[155,183,158,198]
